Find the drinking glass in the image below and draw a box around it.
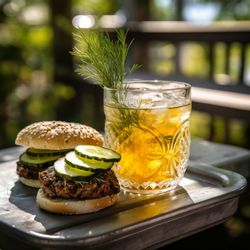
[104,80,191,194]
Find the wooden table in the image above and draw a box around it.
[0,141,248,250]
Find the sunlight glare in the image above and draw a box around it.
[72,15,95,29]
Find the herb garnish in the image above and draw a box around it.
[72,29,140,89]
[72,29,143,142]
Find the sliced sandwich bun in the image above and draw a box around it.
[36,189,117,215]
[19,177,41,188]
[15,121,104,150]
[15,121,103,188]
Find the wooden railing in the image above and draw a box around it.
[124,21,250,147]
[124,21,250,86]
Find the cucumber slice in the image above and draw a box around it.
[19,153,60,168]
[26,148,72,157]
[75,157,114,169]
[75,145,121,163]
[54,158,94,181]
[65,151,113,172]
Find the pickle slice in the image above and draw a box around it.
[65,152,113,172]
[19,153,60,168]
[75,145,121,163]
[26,148,72,157]
[54,157,94,181]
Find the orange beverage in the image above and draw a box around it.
[104,81,191,194]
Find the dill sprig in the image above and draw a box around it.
[72,29,145,144]
[72,29,140,89]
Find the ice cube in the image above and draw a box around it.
[118,84,188,108]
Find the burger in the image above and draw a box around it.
[15,121,104,188]
[37,144,121,214]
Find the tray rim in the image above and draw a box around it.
[0,162,247,249]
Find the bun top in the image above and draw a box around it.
[15,121,104,150]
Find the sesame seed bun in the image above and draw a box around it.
[15,121,104,150]
[19,177,41,188]
[36,189,117,215]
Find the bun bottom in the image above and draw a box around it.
[36,189,118,215]
[19,177,40,188]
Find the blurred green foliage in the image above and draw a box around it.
[0,0,121,148]
[0,0,57,147]
[72,0,119,16]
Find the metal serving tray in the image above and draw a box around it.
[0,160,246,250]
